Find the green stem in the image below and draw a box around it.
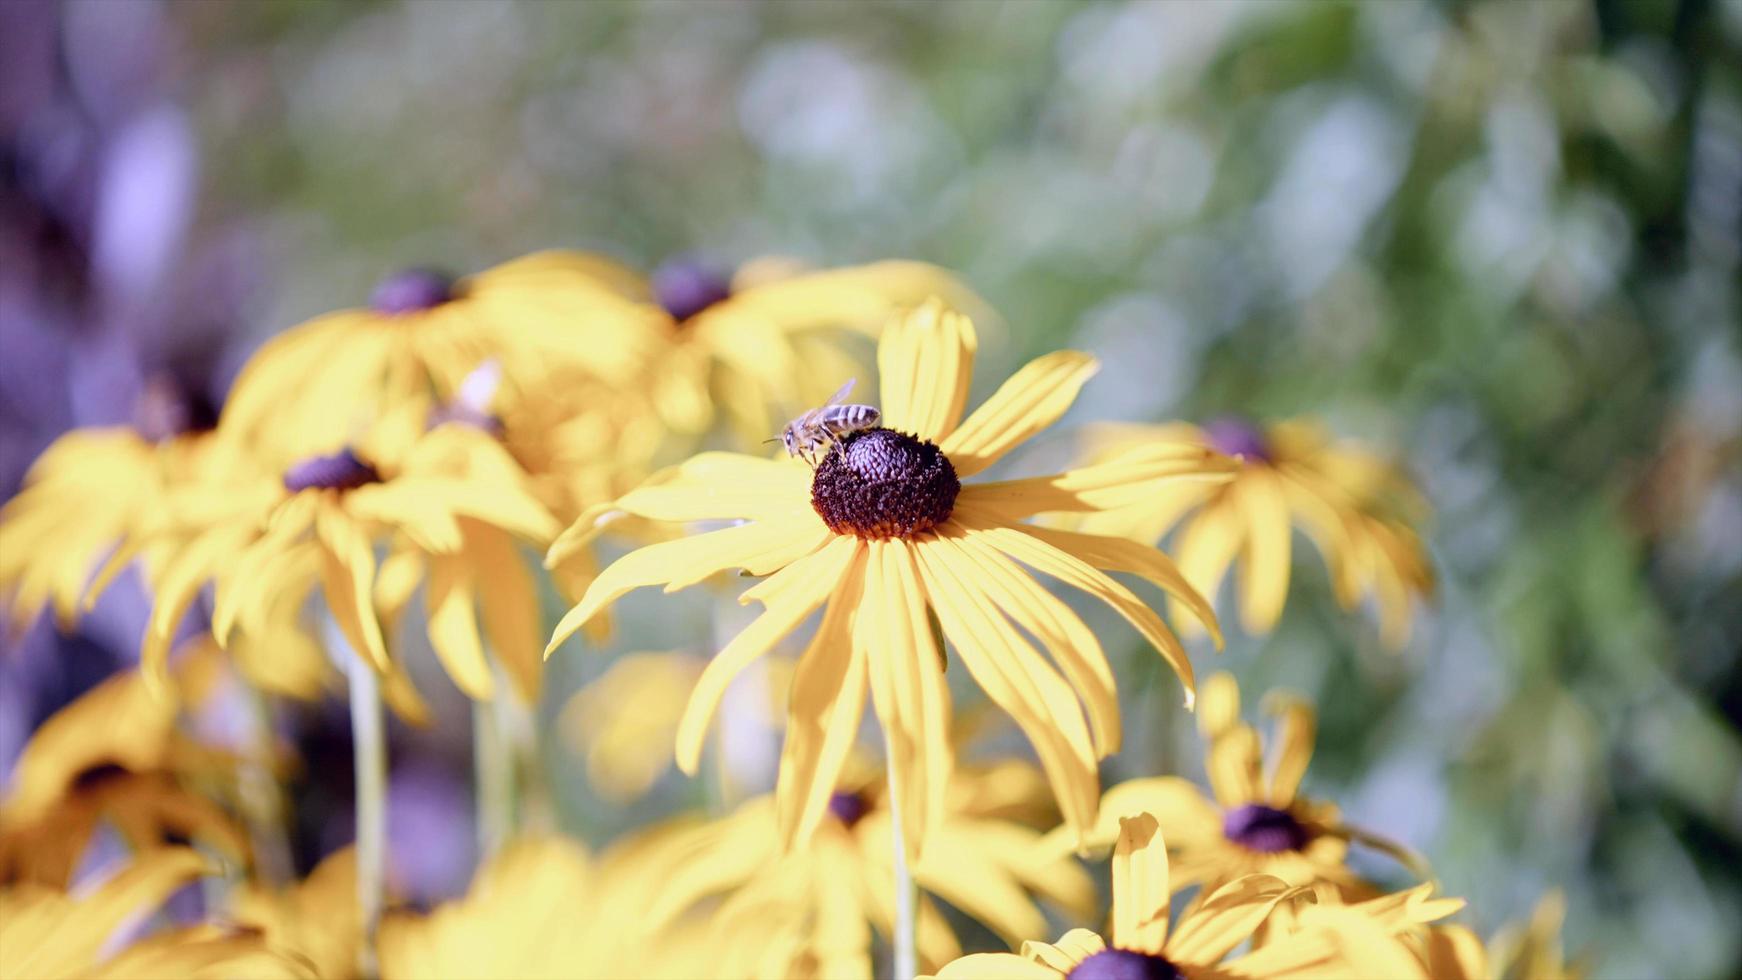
[887,750,917,980]
[238,683,295,887]
[473,692,514,859]
[346,649,386,979]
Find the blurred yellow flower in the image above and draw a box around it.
[0,848,309,979]
[218,252,668,464]
[1048,672,1421,900]
[116,414,556,711]
[230,848,361,980]
[0,426,230,631]
[1431,889,1583,980]
[0,664,249,887]
[619,759,1095,978]
[546,301,1231,854]
[928,812,1423,980]
[378,836,718,979]
[1074,417,1432,646]
[573,254,988,443]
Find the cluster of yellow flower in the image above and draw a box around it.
[0,252,1566,978]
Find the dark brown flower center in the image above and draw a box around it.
[1203,416,1271,463]
[370,268,456,315]
[283,448,382,493]
[810,428,959,541]
[652,257,733,322]
[1066,949,1184,980]
[1222,803,1312,853]
[827,791,870,828]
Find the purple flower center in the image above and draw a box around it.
[827,791,869,828]
[1203,416,1271,463]
[370,268,456,315]
[283,448,382,493]
[651,257,733,322]
[1222,803,1311,853]
[810,429,960,541]
[1066,949,1184,980]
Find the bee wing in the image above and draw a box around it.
[823,378,856,408]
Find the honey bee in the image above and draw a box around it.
[777,379,881,465]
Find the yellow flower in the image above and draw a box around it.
[0,848,309,979]
[378,836,719,979]
[120,415,557,710]
[928,812,1424,980]
[1418,889,1583,980]
[230,848,361,980]
[577,255,988,443]
[545,301,1232,853]
[0,426,230,631]
[218,252,668,463]
[0,664,249,887]
[1050,672,1421,900]
[618,759,1095,979]
[1074,417,1432,646]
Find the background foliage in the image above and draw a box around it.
[4,2,1739,976]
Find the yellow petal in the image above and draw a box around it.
[1111,813,1170,955]
[944,532,1120,756]
[674,538,860,773]
[929,952,1059,980]
[1163,873,1298,965]
[1197,672,1242,741]
[916,826,1049,948]
[1206,725,1265,808]
[878,299,978,443]
[1015,525,1223,648]
[1422,925,1488,980]
[940,352,1099,478]
[1262,691,1316,808]
[776,557,869,849]
[881,542,954,849]
[1172,498,1242,639]
[962,522,1196,710]
[315,507,389,672]
[468,527,543,702]
[141,525,246,691]
[959,450,1232,521]
[425,555,493,699]
[913,542,1099,841]
[1232,469,1293,634]
[545,518,829,657]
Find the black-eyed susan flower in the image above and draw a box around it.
[0,848,309,979]
[1047,672,1421,902]
[0,423,231,632]
[1073,417,1433,646]
[928,812,1423,980]
[618,758,1095,978]
[544,301,1233,854]
[564,254,988,442]
[0,664,250,887]
[218,252,668,464]
[116,411,557,709]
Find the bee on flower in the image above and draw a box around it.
[1072,417,1433,647]
[544,300,1235,856]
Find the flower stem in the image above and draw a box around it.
[887,751,917,980]
[472,692,514,859]
[346,649,387,979]
[239,682,295,886]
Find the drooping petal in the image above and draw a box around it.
[940,352,1099,478]
[916,826,1050,948]
[1171,498,1243,639]
[1196,672,1242,741]
[1232,469,1294,634]
[877,300,977,443]
[674,538,860,773]
[1205,724,1265,808]
[468,526,544,701]
[546,518,829,657]
[425,555,493,699]
[1013,524,1223,647]
[315,506,389,672]
[776,555,869,849]
[1111,813,1170,955]
[942,531,1120,756]
[913,542,1100,841]
[962,521,1197,709]
[141,525,249,690]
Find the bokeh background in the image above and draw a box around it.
[4,1,1740,977]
